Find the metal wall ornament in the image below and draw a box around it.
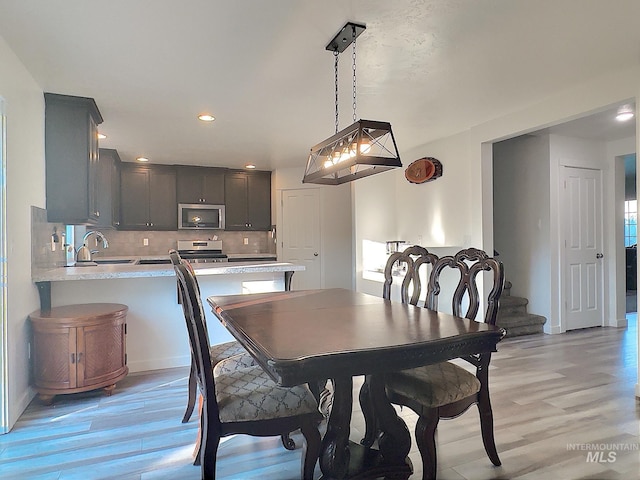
[302,22,402,185]
[404,157,443,184]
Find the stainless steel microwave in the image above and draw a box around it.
[178,203,226,230]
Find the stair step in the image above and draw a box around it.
[498,296,530,316]
[496,313,546,337]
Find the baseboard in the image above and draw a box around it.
[610,317,628,328]
[127,355,191,374]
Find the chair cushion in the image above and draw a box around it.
[385,361,481,408]
[213,352,258,375]
[209,340,250,365]
[213,363,319,423]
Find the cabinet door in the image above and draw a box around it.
[96,148,121,228]
[88,114,100,221]
[119,166,150,229]
[32,324,77,390]
[44,93,103,225]
[224,172,249,230]
[247,171,272,230]
[177,166,225,204]
[149,167,177,229]
[77,319,127,388]
[176,166,203,204]
[201,169,225,204]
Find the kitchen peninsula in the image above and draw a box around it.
[32,260,304,373]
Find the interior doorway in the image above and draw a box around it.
[492,102,636,333]
[624,153,637,313]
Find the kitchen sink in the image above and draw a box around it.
[93,259,137,265]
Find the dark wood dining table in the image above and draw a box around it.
[207,288,505,479]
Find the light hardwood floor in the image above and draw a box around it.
[1,316,638,479]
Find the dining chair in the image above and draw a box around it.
[359,245,439,447]
[169,250,298,451]
[169,250,253,423]
[174,260,323,480]
[384,247,505,480]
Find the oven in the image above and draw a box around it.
[177,240,228,263]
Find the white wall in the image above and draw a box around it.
[0,35,46,429]
[494,135,551,324]
[273,166,353,289]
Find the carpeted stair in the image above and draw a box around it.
[496,281,546,337]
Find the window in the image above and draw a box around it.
[624,200,637,247]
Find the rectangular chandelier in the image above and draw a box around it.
[302,119,402,185]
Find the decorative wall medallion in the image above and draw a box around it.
[405,157,443,184]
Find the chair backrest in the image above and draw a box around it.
[383,245,439,305]
[426,247,504,325]
[174,261,221,426]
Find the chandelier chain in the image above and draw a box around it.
[334,50,339,134]
[352,25,357,123]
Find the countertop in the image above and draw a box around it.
[32,257,304,282]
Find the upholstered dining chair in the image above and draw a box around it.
[360,245,439,447]
[384,248,505,480]
[169,250,297,451]
[174,259,323,480]
[169,250,252,423]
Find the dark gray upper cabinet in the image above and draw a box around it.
[224,170,271,231]
[96,148,121,228]
[44,93,103,224]
[176,166,225,204]
[119,164,176,230]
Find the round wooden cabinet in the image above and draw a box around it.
[29,303,128,405]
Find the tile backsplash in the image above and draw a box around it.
[72,227,276,257]
[31,206,66,271]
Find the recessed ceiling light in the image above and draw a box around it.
[136,157,149,162]
[615,104,634,122]
[198,114,215,122]
[245,164,256,169]
[97,132,107,140]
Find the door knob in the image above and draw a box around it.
[596,253,604,259]
[314,252,319,257]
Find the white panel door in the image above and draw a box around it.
[562,166,603,330]
[281,189,322,290]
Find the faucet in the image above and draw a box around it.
[76,231,109,262]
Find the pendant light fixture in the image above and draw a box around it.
[302,22,402,185]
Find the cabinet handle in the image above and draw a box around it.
[96,211,100,217]
[149,222,153,227]
[77,352,83,363]
[70,353,75,364]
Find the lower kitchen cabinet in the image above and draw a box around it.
[29,303,128,405]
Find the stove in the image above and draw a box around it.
[177,240,228,263]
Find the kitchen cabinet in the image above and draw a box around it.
[176,166,225,204]
[224,170,272,230]
[119,164,177,230]
[44,93,104,224]
[29,303,128,405]
[96,148,121,228]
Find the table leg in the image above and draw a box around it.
[284,271,294,291]
[368,373,412,465]
[320,376,352,479]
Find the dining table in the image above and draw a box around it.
[207,288,505,479]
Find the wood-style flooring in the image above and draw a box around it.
[1,316,638,479]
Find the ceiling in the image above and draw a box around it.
[0,0,638,170]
